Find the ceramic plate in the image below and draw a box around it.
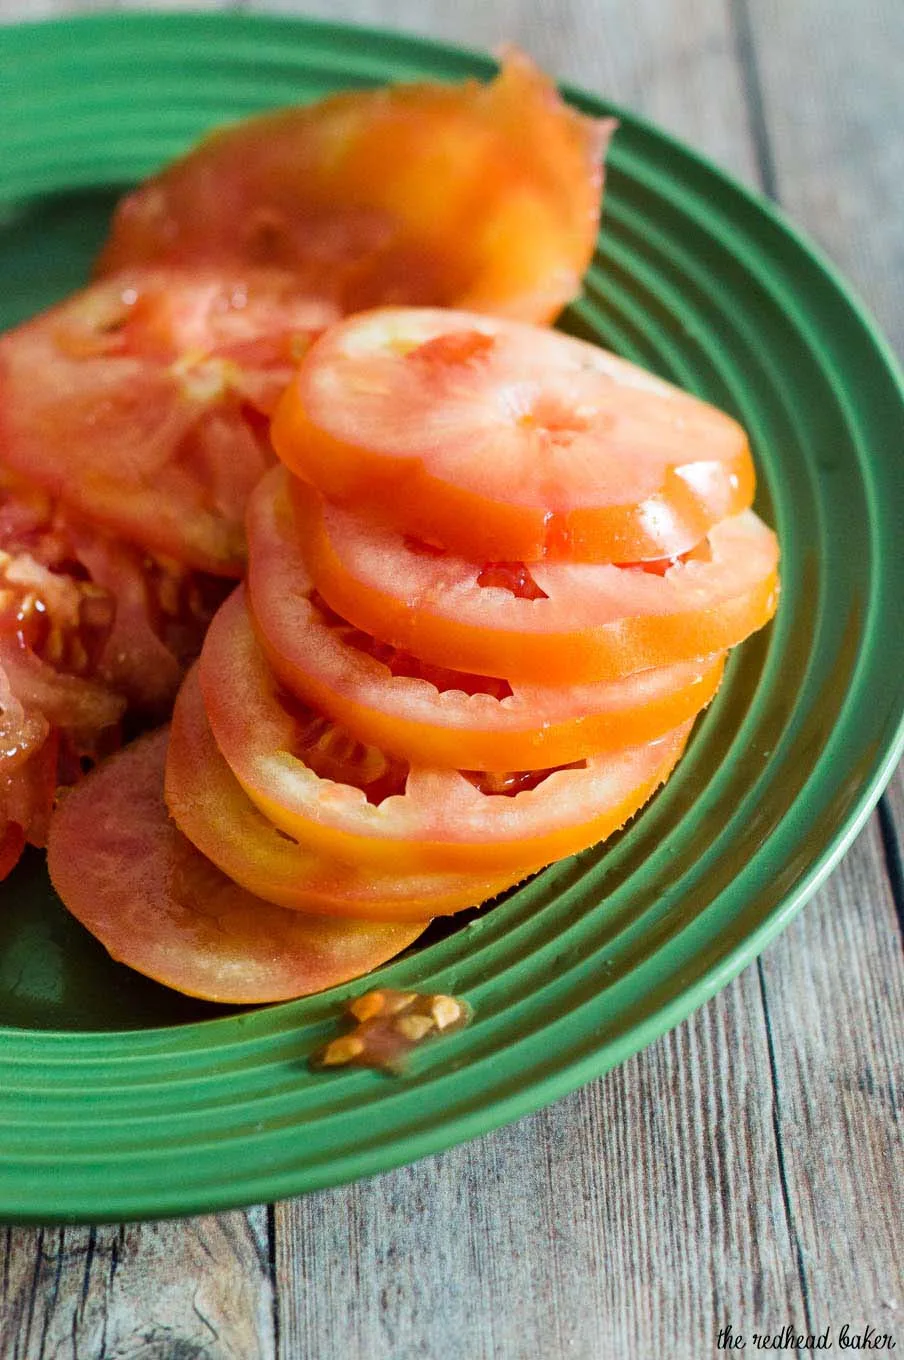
[1,12,902,1224]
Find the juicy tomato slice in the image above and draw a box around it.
[0,724,59,854]
[0,269,337,575]
[47,729,427,1002]
[289,475,781,685]
[272,308,755,563]
[245,468,726,769]
[167,665,519,922]
[97,52,611,325]
[0,466,228,716]
[196,588,692,875]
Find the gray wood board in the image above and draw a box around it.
[0,1,901,1358]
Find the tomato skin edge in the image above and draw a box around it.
[197,594,696,877]
[292,481,781,685]
[271,375,756,565]
[169,663,521,920]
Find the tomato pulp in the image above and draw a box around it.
[246,467,727,769]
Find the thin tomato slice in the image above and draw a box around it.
[290,476,780,684]
[47,729,426,1002]
[97,52,610,325]
[245,468,726,768]
[272,308,755,563]
[0,269,337,575]
[167,665,519,922]
[197,590,692,875]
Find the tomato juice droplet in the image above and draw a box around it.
[476,562,549,600]
[463,760,586,798]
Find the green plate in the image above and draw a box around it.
[0,12,902,1226]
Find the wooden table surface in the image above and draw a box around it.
[1,1,901,1357]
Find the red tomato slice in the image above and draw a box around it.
[245,468,726,768]
[0,465,231,875]
[0,466,228,716]
[1,723,60,852]
[47,729,427,1002]
[272,308,755,563]
[292,478,779,685]
[0,269,337,575]
[197,588,692,875]
[97,52,611,325]
[167,665,520,922]
[0,653,49,773]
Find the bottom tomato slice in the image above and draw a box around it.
[199,588,693,875]
[246,466,726,769]
[167,665,520,922]
[47,729,428,1003]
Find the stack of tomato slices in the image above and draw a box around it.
[4,52,611,886]
[48,304,779,1004]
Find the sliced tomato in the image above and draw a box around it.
[0,467,226,716]
[97,52,611,325]
[0,269,337,575]
[196,591,691,875]
[47,729,427,1002]
[1,724,59,853]
[244,468,725,768]
[272,308,754,563]
[291,477,779,685]
[0,652,49,773]
[0,464,231,877]
[167,665,520,922]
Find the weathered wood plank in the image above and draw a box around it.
[757,820,904,1341]
[733,0,904,1346]
[0,1210,275,1359]
[740,0,904,355]
[275,967,805,1360]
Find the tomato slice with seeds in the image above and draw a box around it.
[196,588,692,876]
[167,665,519,923]
[245,468,726,769]
[0,269,337,575]
[97,52,610,326]
[48,730,427,1002]
[289,476,780,685]
[271,307,755,563]
[0,724,59,854]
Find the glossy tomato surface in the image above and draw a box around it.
[97,52,610,326]
[291,478,780,684]
[272,307,754,562]
[48,728,427,1002]
[246,467,726,769]
[0,269,337,575]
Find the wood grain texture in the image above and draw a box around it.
[0,1210,274,1359]
[275,967,807,1360]
[741,0,904,355]
[0,0,901,1357]
[757,819,904,1339]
